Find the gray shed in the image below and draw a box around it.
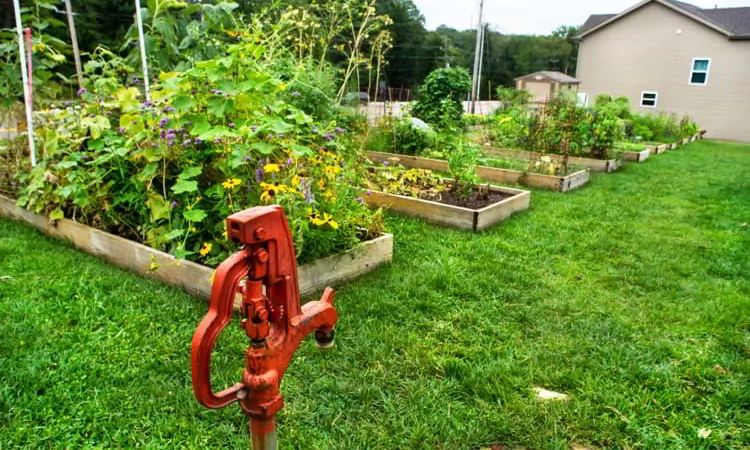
[515,71,580,103]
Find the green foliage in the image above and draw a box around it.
[495,87,532,110]
[8,28,383,266]
[363,164,445,199]
[412,67,471,128]
[445,138,482,199]
[391,119,433,155]
[679,115,699,138]
[594,95,631,120]
[631,113,682,143]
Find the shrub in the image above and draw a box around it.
[412,68,472,129]
[495,87,532,111]
[391,119,434,156]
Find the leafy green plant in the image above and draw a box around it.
[495,87,532,111]
[412,67,471,129]
[10,23,384,267]
[445,137,482,199]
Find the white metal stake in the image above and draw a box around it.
[13,0,36,166]
[134,0,151,100]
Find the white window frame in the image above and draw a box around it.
[640,91,659,108]
[690,58,711,86]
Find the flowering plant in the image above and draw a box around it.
[13,36,383,266]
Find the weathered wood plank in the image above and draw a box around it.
[0,195,393,302]
[622,148,651,163]
[475,188,531,231]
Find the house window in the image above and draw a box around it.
[690,58,711,85]
[640,92,658,108]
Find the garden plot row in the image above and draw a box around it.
[0,133,705,301]
[620,133,704,163]
[0,195,393,306]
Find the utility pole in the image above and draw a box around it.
[476,23,486,114]
[12,0,36,166]
[63,0,84,87]
[470,0,484,114]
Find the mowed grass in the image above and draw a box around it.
[1,140,749,449]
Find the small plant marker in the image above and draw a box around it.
[533,387,569,401]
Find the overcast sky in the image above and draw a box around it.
[411,0,750,35]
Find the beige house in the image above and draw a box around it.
[515,71,580,103]
[576,0,750,142]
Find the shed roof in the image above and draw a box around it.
[577,0,750,40]
[516,71,581,84]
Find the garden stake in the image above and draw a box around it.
[192,205,338,450]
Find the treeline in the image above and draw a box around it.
[0,0,579,99]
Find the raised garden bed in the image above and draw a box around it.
[0,195,393,302]
[364,182,530,232]
[652,144,670,155]
[484,147,622,173]
[367,151,589,193]
[622,148,651,163]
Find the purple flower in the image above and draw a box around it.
[163,106,176,113]
[183,139,192,147]
[194,138,202,145]
[382,161,389,166]
[366,190,372,196]
[335,127,346,134]
[244,156,253,161]
[251,126,258,132]
[287,158,293,165]
[118,127,125,133]
[291,91,301,97]
[159,130,166,139]
[63,101,72,108]
[171,201,178,208]
[255,167,264,183]
[214,138,221,144]
[277,133,285,139]
[77,88,87,96]
[323,133,334,141]
[168,141,174,147]
[228,123,235,129]
[166,133,177,140]
[356,197,365,205]
[186,121,193,126]
[159,117,169,128]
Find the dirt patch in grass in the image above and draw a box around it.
[423,188,514,209]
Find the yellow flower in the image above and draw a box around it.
[199,242,212,256]
[222,230,228,239]
[279,84,286,91]
[318,180,326,190]
[323,213,339,229]
[323,190,335,200]
[264,163,281,174]
[324,165,341,178]
[222,178,242,190]
[190,227,197,233]
[291,175,301,187]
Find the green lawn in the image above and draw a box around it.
[1,140,748,449]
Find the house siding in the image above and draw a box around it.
[577,2,750,142]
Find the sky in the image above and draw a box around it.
[411,0,750,35]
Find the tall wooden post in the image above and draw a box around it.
[63,0,84,87]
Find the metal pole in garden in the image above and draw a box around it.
[12,0,36,166]
[63,0,84,87]
[476,22,486,114]
[134,0,151,101]
[470,0,484,114]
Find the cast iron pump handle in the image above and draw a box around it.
[191,205,338,448]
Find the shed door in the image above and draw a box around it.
[524,81,551,103]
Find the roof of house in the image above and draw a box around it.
[515,71,581,84]
[577,0,750,40]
